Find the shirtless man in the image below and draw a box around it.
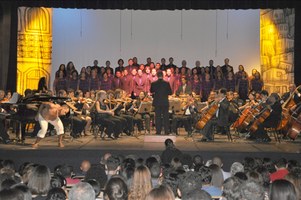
[32,102,68,148]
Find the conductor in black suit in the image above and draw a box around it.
[150,71,172,135]
[200,88,230,142]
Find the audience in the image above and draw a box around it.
[0,147,301,200]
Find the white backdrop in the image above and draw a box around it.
[52,9,260,85]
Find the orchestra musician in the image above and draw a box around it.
[32,101,69,148]
[171,95,197,137]
[199,88,230,142]
[247,93,282,143]
[150,71,172,135]
[91,90,124,139]
[131,91,152,134]
[0,91,11,143]
[114,89,143,135]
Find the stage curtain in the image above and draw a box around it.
[0,1,17,92]
[1,0,301,91]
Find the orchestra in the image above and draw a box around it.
[1,57,301,147]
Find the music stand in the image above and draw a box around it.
[196,102,207,111]
[169,100,182,113]
[138,102,152,113]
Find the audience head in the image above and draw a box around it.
[182,188,211,200]
[129,165,152,200]
[230,162,244,176]
[198,165,212,185]
[222,176,242,200]
[269,179,297,200]
[0,188,24,200]
[80,160,91,174]
[27,165,51,195]
[164,139,174,148]
[50,175,66,189]
[46,187,66,200]
[209,164,224,188]
[69,182,95,200]
[84,164,108,189]
[85,179,101,198]
[145,185,175,200]
[240,181,264,200]
[178,171,203,198]
[105,176,128,200]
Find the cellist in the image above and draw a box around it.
[247,93,282,143]
[199,88,230,142]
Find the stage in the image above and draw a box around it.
[1,129,301,172]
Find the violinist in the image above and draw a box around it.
[132,91,152,134]
[91,90,123,139]
[248,93,282,143]
[171,95,197,137]
[199,88,230,142]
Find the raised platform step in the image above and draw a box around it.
[144,135,176,143]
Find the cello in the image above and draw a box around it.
[195,102,218,130]
[248,106,272,133]
[287,104,301,140]
[277,85,301,130]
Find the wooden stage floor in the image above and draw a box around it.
[0,130,300,153]
[0,130,301,171]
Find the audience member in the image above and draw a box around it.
[145,185,175,200]
[69,182,95,200]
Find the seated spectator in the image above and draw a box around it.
[269,179,297,200]
[183,188,211,200]
[11,184,32,200]
[149,162,161,187]
[285,172,301,199]
[54,165,80,186]
[84,164,108,190]
[212,156,231,181]
[230,162,244,176]
[27,165,51,200]
[177,171,203,198]
[270,158,289,182]
[79,160,91,176]
[0,188,25,200]
[199,165,222,197]
[46,188,66,200]
[69,182,95,200]
[106,156,121,180]
[240,181,264,200]
[128,165,152,200]
[85,179,101,199]
[104,176,128,200]
[221,176,243,200]
[145,185,175,200]
[161,139,182,165]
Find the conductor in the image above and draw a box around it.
[150,71,172,135]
